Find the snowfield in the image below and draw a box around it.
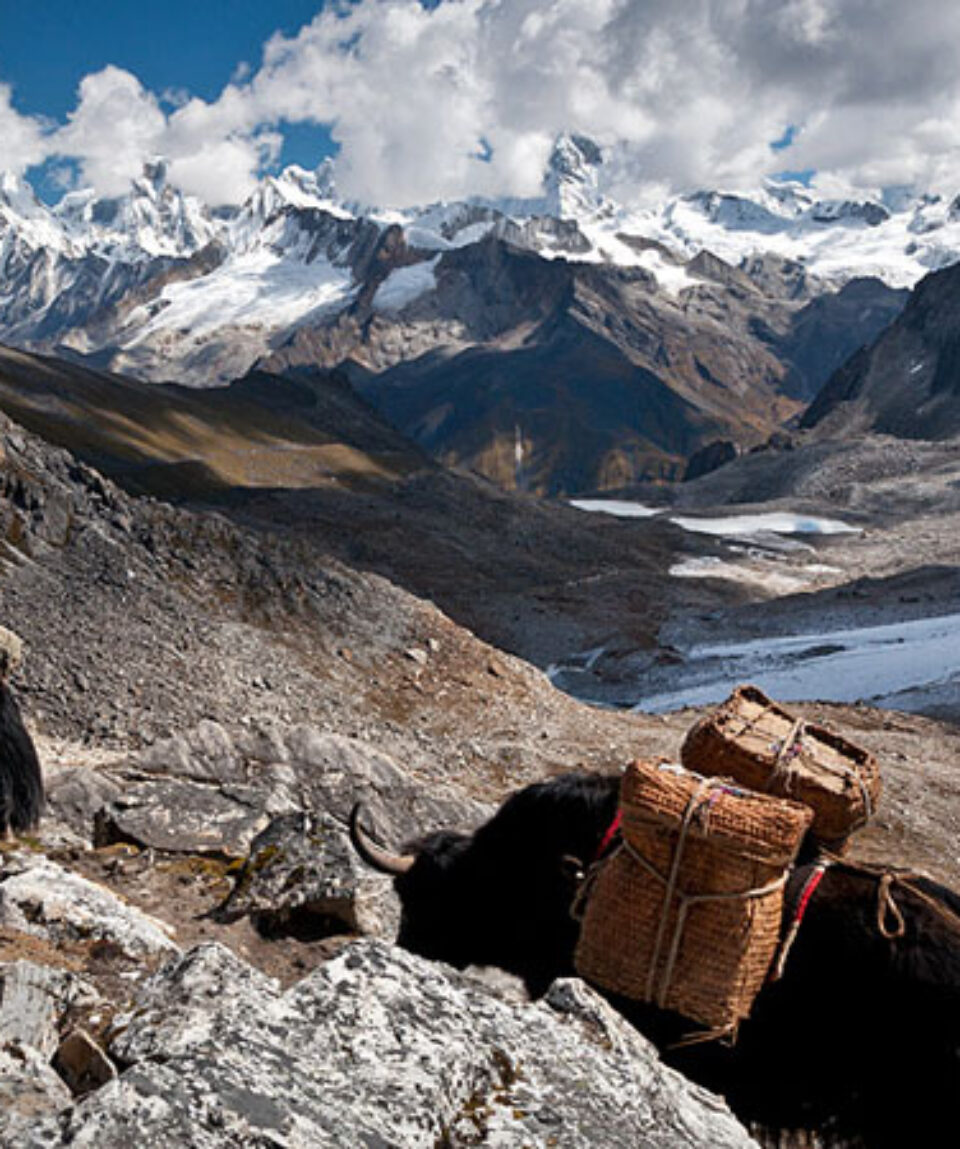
[570,499,660,518]
[667,512,861,538]
[123,250,355,346]
[634,611,960,715]
[372,256,441,312]
[570,499,858,538]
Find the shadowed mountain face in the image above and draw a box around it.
[803,261,960,438]
[769,277,909,402]
[355,317,708,495]
[265,237,905,493]
[0,345,428,499]
[0,342,675,667]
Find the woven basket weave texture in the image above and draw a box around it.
[681,684,881,846]
[575,759,812,1033]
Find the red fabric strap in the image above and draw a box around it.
[792,864,828,927]
[769,861,831,983]
[596,810,622,861]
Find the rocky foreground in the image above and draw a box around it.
[1,408,959,1145]
[1,716,759,1146]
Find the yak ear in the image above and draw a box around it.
[349,803,416,875]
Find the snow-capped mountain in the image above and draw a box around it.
[0,134,949,490]
[1,134,955,387]
[51,160,219,258]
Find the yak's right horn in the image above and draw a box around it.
[349,803,415,875]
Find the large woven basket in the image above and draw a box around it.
[681,685,881,849]
[574,758,812,1035]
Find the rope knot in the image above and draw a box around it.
[877,873,908,940]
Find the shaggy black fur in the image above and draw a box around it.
[0,680,44,835]
[395,772,619,996]
[367,772,960,1148]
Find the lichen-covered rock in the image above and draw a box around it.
[136,721,246,785]
[0,855,179,960]
[43,764,124,844]
[134,722,489,849]
[91,723,489,871]
[215,811,400,939]
[0,960,99,1057]
[94,778,280,858]
[0,1041,72,1142]
[19,941,757,1148]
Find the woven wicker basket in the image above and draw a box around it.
[681,685,881,849]
[574,758,812,1035]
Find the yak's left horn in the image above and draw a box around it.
[349,803,415,875]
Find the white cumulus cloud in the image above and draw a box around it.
[53,67,168,197]
[0,84,50,177]
[4,1,960,207]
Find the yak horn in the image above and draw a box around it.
[349,803,415,875]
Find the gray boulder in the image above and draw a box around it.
[19,940,757,1147]
[43,763,124,845]
[93,777,280,858]
[215,811,400,939]
[0,961,99,1057]
[137,722,489,840]
[0,854,179,960]
[0,1042,72,1143]
[95,722,488,861]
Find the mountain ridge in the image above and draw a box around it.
[0,135,943,373]
[802,260,960,439]
[0,138,923,490]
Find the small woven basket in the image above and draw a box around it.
[574,759,812,1035]
[681,685,881,849]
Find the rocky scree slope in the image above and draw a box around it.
[0,342,677,669]
[0,402,685,787]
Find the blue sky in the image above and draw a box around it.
[0,1,339,198]
[1,2,329,114]
[1,2,957,209]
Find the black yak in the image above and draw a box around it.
[0,626,44,838]
[351,772,960,1148]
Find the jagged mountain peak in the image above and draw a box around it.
[542,132,607,220]
[244,160,341,219]
[0,170,46,216]
[547,133,603,179]
[0,145,951,411]
[50,160,218,259]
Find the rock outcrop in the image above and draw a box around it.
[0,854,179,960]
[214,811,401,940]
[17,941,756,1148]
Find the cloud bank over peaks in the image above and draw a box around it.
[3,1,960,208]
